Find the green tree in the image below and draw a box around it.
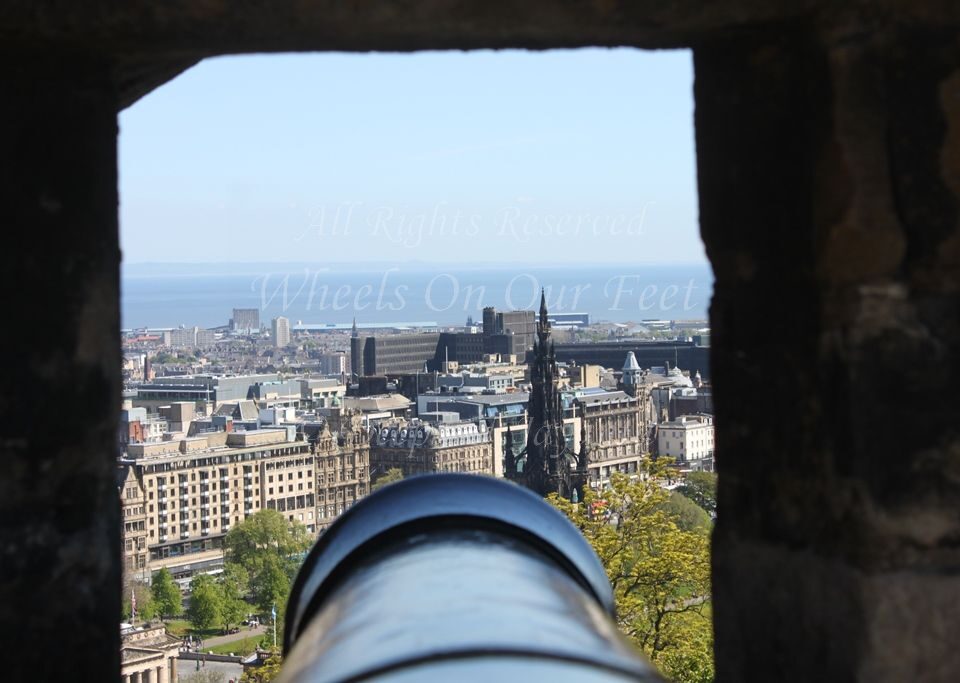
[677,471,717,517]
[240,653,283,683]
[151,567,183,618]
[122,581,156,622]
[661,491,712,532]
[250,555,291,614]
[188,574,224,631]
[219,563,250,630]
[372,467,404,491]
[224,510,311,614]
[550,464,713,683]
[224,509,311,569]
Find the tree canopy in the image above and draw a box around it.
[223,509,311,613]
[550,463,713,683]
[224,509,311,568]
[122,581,156,623]
[372,467,404,491]
[151,567,183,618]
[240,653,283,683]
[188,573,224,631]
[677,471,717,517]
[661,491,712,532]
[219,563,250,630]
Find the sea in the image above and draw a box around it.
[121,262,714,330]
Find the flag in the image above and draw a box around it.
[130,588,137,621]
[271,603,277,621]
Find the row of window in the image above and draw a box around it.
[437,461,490,473]
[317,486,366,502]
[125,554,147,570]
[264,456,315,471]
[267,470,311,483]
[142,450,273,474]
[124,538,147,552]
[593,461,640,479]
[149,537,222,560]
[267,481,312,495]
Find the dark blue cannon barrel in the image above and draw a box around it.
[281,474,661,682]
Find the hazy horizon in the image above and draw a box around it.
[119,49,704,268]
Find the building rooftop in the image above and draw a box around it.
[573,389,634,405]
[420,391,530,406]
[663,414,714,427]
[342,394,412,412]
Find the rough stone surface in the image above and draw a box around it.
[696,26,960,683]
[1,3,959,682]
[0,56,120,681]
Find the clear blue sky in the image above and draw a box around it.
[119,49,703,266]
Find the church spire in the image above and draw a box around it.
[505,292,585,501]
[537,288,551,349]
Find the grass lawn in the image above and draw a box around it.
[163,619,221,639]
[207,638,260,657]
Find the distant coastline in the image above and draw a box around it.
[121,262,714,329]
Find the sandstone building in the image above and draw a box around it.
[369,417,495,479]
[119,420,369,581]
[120,624,180,683]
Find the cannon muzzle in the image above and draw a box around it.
[282,474,660,682]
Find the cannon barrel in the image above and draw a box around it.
[281,474,660,682]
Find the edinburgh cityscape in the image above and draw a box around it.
[114,49,716,683]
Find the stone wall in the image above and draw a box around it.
[1,3,958,682]
[696,26,960,682]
